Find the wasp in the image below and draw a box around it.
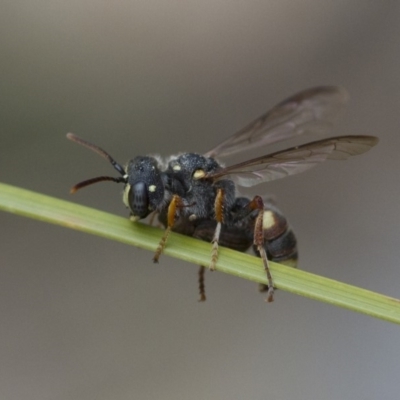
[67,86,378,302]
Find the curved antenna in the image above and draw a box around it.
[70,176,126,193]
[66,133,126,176]
[67,133,128,193]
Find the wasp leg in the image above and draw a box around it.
[209,188,225,271]
[258,229,298,290]
[153,195,183,263]
[249,196,275,302]
[198,265,207,301]
[254,201,298,295]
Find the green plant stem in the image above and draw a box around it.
[1,181,400,324]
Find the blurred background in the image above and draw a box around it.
[1,1,400,399]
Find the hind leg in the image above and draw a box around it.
[252,201,298,294]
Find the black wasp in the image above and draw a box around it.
[67,86,378,302]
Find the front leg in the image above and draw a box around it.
[153,194,183,263]
[210,188,225,271]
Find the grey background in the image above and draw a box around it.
[1,1,400,399]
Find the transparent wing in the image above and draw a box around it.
[206,136,378,187]
[204,86,349,158]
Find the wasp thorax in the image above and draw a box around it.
[123,156,164,219]
[193,169,206,179]
[168,153,221,178]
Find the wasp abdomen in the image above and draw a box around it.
[264,229,298,267]
[253,206,298,267]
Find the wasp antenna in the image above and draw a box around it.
[66,133,126,176]
[70,176,126,193]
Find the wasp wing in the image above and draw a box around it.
[206,136,378,187]
[204,86,349,159]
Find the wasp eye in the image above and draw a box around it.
[193,169,206,179]
[128,182,150,219]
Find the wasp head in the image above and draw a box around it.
[123,156,164,219]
